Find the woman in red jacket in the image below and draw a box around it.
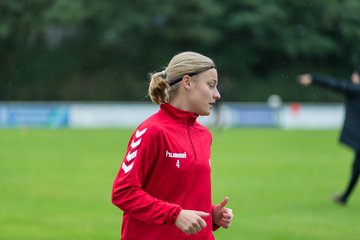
[112,51,233,239]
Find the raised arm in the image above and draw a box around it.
[297,73,360,94]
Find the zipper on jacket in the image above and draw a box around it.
[187,121,197,162]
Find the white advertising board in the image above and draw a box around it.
[278,103,344,129]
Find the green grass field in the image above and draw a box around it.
[0,128,359,240]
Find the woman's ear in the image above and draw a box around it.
[182,75,192,90]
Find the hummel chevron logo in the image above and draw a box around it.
[135,128,147,138]
[126,150,137,161]
[130,138,141,149]
[122,127,148,174]
[122,162,134,174]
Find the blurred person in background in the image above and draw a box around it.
[212,97,224,131]
[112,51,233,239]
[297,68,360,206]
[211,77,227,131]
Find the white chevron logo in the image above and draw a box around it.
[122,127,147,174]
[130,138,141,149]
[122,162,134,173]
[135,128,147,138]
[126,150,137,161]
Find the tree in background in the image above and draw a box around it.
[1,0,360,102]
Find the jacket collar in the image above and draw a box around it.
[160,103,198,124]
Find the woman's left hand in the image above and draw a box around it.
[213,197,233,228]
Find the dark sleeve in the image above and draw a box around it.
[311,73,360,94]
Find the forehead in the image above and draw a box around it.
[198,68,218,80]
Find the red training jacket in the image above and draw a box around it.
[112,103,217,240]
